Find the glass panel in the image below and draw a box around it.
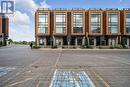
[109,27,118,33]
[56,27,66,33]
[108,13,118,33]
[56,12,66,33]
[91,27,100,33]
[73,27,83,33]
[126,13,130,22]
[38,13,48,33]
[126,27,130,33]
[73,12,83,33]
[90,12,101,33]
[126,13,130,33]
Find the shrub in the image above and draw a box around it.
[51,45,57,49]
[80,45,86,49]
[110,45,115,49]
[123,46,129,49]
[114,44,123,49]
[80,45,93,49]
[110,44,124,49]
[33,46,41,49]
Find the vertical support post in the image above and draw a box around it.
[94,38,96,47]
[53,36,55,46]
[61,38,63,47]
[108,38,111,46]
[112,39,115,46]
[75,37,77,47]
[127,37,129,47]
[82,37,85,45]
[68,41,70,48]
[119,36,121,44]
[44,38,47,47]
[116,37,118,45]
[87,37,90,46]
[36,36,39,46]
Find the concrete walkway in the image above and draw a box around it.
[39,47,130,51]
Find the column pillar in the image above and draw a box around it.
[61,38,63,47]
[108,38,111,46]
[68,41,70,48]
[36,36,39,46]
[127,37,129,47]
[87,37,90,46]
[2,34,4,46]
[94,38,96,47]
[112,39,115,46]
[44,38,47,47]
[53,36,55,46]
[119,36,121,44]
[75,37,77,47]
[67,37,71,48]
[116,37,118,45]
[82,37,85,45]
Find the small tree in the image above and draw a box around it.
[121,37,126,48]
[85,37,90,47]
[8,39,13,43]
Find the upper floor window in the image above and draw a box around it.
[108,13,118,33]
[56,12,66,33]
[126,12,130,33]
[90,12,101,33]
[73,12,83,33]
[38,13,48,33]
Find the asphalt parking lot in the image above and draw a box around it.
[0,45,130,87]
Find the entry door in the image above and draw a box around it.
[56,39,62,47]
[77,38,82,45]
[110,38,116,46]
[39,39,44,45]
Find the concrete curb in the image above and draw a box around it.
[39,48,130,51]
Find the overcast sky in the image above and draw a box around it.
[6,0,130,41]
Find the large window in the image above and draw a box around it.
[73,12,83,33]
[108,13,118,33]
[38,13,48,33]
[126,12,130,33]
[90,12,101,33]
[56,12,66,33]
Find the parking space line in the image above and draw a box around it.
[86,66,110,87]
[5,78,33,87]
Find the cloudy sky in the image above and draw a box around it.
[5,0,130,41]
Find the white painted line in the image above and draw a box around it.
[6,78,33,87]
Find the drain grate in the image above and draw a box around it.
[0,67,15,77]
[50,69,95,87]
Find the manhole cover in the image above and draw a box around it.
[50,69,95,87]
[0,67,15,77]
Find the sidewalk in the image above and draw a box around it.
[0,45,15,49]
[39,47,130,51]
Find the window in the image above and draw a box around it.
[73,12,83,33]
[56,13,66,33]
[108,13,118,33]
[126,12,130,33]
[38,13,48,33]
[90,12,101,33]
